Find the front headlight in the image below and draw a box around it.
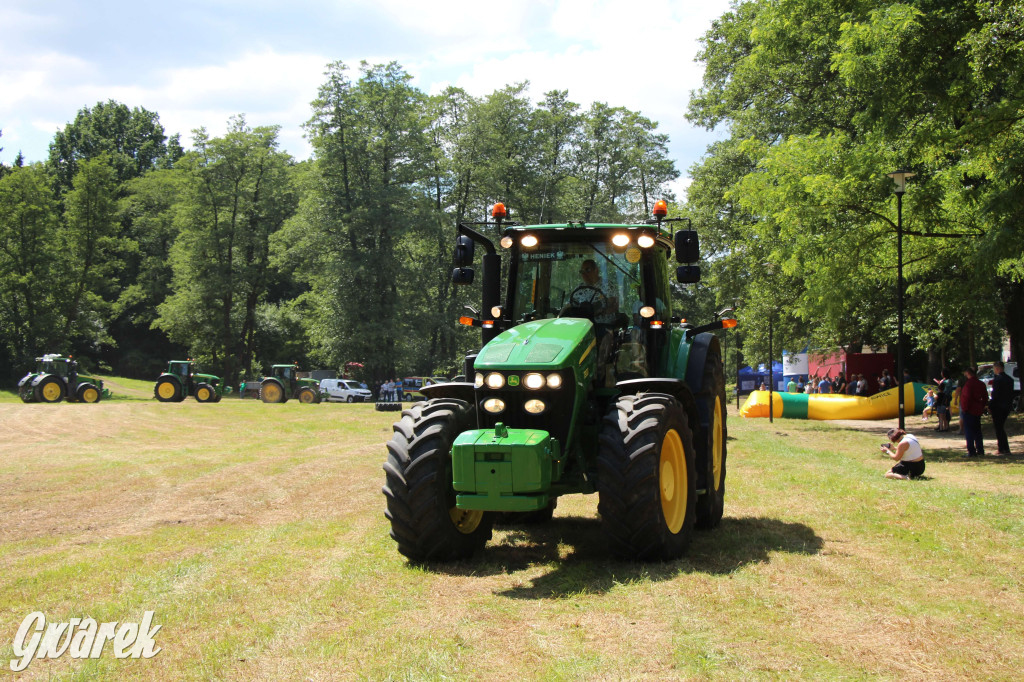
[474,372,484,388]
[546,373,563,389]
[524,399,546,414]
[483,398,506,414]
[485,372,505,389]
[523,373,545,390]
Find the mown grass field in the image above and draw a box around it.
[1,385,1022,680]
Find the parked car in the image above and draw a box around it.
[978,361,1020,411]
[320,378,373,403]
[401,376,448,401]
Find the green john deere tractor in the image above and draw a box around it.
[258,364,323,404]
[154,360,230,403]
[18,354,110,403]
[383,202,735,562]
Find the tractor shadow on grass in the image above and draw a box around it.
[436,515,823,600]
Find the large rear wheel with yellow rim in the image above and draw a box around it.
[35,376,65,403]
[154,377,182,402]
[695,350,727,529]
[597,393,697,560]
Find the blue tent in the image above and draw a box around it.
[737,362,785,393]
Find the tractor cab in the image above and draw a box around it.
[271,364,297,385]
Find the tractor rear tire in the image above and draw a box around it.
[298,387,319,404]
[77,383,101,403]
[260,381,286,404]
[155,378,182,402]
[597,393,697,560]
[195,383,216,403]
[382,399,495,562]
[695,350,727,530]
[35,376,65,403]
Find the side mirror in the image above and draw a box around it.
[452,267,475,285]
[454,235,475,267]
[676,265,701,284]
[674,230,699,263]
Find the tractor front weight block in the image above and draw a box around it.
[452,426,558,512]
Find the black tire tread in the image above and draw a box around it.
[597,393,696,560]
[382,399,493,561]
[695,350,727,529]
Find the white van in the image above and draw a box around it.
[320,378,373,403]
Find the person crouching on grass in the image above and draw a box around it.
[880,427,926,480]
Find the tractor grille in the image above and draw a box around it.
[475,368,576,446]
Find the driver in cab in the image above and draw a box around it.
[574,259,619,324]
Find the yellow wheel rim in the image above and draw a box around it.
[197,387,211,401]
[157,382,176,399]
[711,399,723,491]
[660,428,687,534]
[449,506,483,534]
[41,382,62,401]
[263,384,282,402]
[82,388,99,403]
[299,390,314,403]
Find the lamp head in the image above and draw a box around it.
[887,169,917,195]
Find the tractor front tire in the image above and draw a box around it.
[695,350,727,530]
[155,378,182,402]
[597,393,697,560]
[260,381,286,404]
[35,377,65,403]
[195,383,216,403]
[382,399,494,562]
[298,387,319,404]
[77,383,101,403]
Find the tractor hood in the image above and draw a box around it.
[474,318,594,370]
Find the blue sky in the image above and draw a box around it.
[1,0,731,194]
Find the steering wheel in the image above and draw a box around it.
[568,285,608,311]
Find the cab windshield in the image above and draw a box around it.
[510,241,649,325]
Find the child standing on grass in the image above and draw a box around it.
[880,427,926,480]
[921,388,937,422]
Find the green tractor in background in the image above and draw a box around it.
[154,360,231,403]
[18,354,110,403]
[259,364,323,404]
[383,202,735,562]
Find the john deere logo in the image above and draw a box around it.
[507,375,520,387]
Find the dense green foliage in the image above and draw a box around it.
[0,64,679,386]
[687,0,1024,378]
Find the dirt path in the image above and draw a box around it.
[823,414,1023,455]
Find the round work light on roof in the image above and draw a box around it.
[520,234,538,248]
[611,233,630,247]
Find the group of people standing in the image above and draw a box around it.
[883,360,1015,480]
[379,379,404,402]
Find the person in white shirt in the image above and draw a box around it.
[879,427,925,480]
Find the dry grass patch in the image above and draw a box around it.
[0,399,1022,680]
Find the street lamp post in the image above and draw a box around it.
[768,315,774,423]
[716,306,734,390]
[888,169,916,431]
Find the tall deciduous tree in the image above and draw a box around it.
[155,117,297,383]
[0,164,62,375]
